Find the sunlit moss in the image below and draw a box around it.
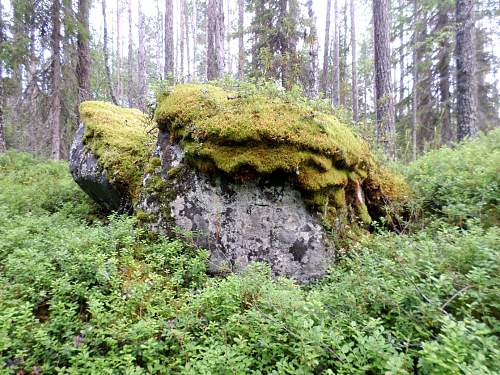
[80,101,156,200]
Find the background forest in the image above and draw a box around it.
[0,0,498,160]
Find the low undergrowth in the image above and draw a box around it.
[0,130,498,374]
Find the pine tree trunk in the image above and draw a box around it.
[351,0,358,121]
[455,0,477,141]
[321,0,331,96]
[164,0,174,81]
[155,0,163,79]
[192,0,198,80]
[306,0,318,98]
[102,0,118,105]
[398,0,404,119]
[373,0,396,159]
[185,0,191,80]
[137,2,146,111]
[116,0,122,99]
[437,2,452,145]
[50,0,62,160]
[412,0,418,161]
[127,0,134,106]
[207,0,224,80]
[179,0,185,82]
[0,4,6,153]
[237,0,244,80]
[76,0,91,103]
[332,0,340,106]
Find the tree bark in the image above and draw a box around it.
[137,1,146,110]
[306,0,318,98]
[455,0,477,141]
[185,0,191,80]
[116,0,122,99]
[164,0,174,81]
[76,0,91,103]
[192,0,198,80]
[179,0,185,81]
[332,0,340,106]
[102,0,117,105]
[207,0,224,80]
[0,3,6,153]
[351,0,358,121]
[127,0,134,106]
[373,0,396,159]
[321,0,332,96]
[50,0,62,160]
[398,0,404,119]
[437,2,452,145]
[237,0,245,80]
[412,0,418,161]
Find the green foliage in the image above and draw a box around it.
[406,129,500,226]
[1,131,498,374]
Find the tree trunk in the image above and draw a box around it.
[185,0,191,80]
[398,0,404,119]
[0,3,6,153]
[455,0,477,141]
[306,0,318,98]
[437,2,452,145]
[155,0,163,79]
[237,0,244,79]
[373,0,396,159]
[192,0,198,80]
[76,0,91,103]
[207,0,224,80]
[164,0,174,81]
[102,0,118,105]
[321,0,331,96]
[137,1,146,111]
[50,0,62,160]
[127,0,134,106]
[179,0,185,81]
[351,0,358,121]
[332,0,340,106]
[116,0,122,99]
[412,0,418,161]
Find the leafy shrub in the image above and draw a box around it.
[405,129,499,226]
[1,144,498,374]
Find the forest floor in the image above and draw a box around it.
[0,130,498,374]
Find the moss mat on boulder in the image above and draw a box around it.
[155,84,408,224]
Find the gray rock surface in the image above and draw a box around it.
[70,125,335,282]
[69,124,131,212]
[136,130,334,283]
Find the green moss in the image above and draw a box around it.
[79,101,157,200]
[155,84,408,225]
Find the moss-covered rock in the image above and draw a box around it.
[155,84,408,225]
[79,101,156,200]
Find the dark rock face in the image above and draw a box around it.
[69,124,131,213]
[136,130,334,283]
[70,125,334,283]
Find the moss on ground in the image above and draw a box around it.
[80,101,156,200]
[155,84,409,224]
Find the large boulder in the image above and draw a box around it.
[70,85,408,282]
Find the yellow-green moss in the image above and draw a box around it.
[80,101,156,199]
[154,84,408,225]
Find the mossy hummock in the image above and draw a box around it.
[155,84,408,224]
[79,101,156,200]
